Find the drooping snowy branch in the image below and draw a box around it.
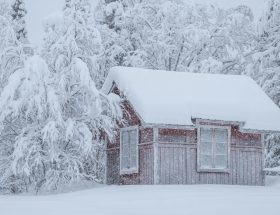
[0,0,121,193]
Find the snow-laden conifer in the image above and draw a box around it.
[252,0,280,168]
[40,0,121,191]
[95,0,256,79]
[0,0,121,193]
[0,0,32,91]
[11,0,28,42]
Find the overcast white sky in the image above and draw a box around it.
[25,0,267,48]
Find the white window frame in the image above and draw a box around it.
[197,125,231,173]
[120,125,139,175]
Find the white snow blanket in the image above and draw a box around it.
[103,67,280,131]
[1,177,280,215]
[265,166,280,173]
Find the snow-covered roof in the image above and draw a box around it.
[102,67,280,132]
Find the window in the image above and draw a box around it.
[120,126,139,175]
[198,127,230,171]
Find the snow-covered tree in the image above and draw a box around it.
[252,0,280,168]
[188,5,256,75]
[138,1,256,73]
[0,1,32,193]
[253,0,280,106]
[96,0,256,76]
[11,0,28,42]
[97,0,124,30]
[0,0,121,193]
[95,0,146,82]
[0,55,61,192]
[0,0,32,90]
[44,0,102,84]
[137,0,192,71]
[266,134,280,168]
[36,0,121,191]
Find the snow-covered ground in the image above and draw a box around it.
[1,177,280,215]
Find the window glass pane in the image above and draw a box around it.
[216,141,227,155]
[129,130,137,169]
[129,130,137,141]
[121,131,129,166]
[122,143,129,155]
[215,155,227,169]
[200,141,212,155]
[122,131,129,146]
[215,129,228,143]
[129,130,137,146]
[201,155,212,168]
[130,142,137,155]
[201,128,212,142]
[121,156,130,169]
[200,128,213,169]
[130,155,137,169]
[214,129,228,169]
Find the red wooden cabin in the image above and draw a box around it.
[102,67,280,186]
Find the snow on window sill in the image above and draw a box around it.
[197,167,230,173]
[120,168,139,175]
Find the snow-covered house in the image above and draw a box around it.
[102,67,280,186]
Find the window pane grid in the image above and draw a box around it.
[120,127,138,174]
[199,127,229,170]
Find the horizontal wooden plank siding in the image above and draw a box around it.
[158,143,264,186]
